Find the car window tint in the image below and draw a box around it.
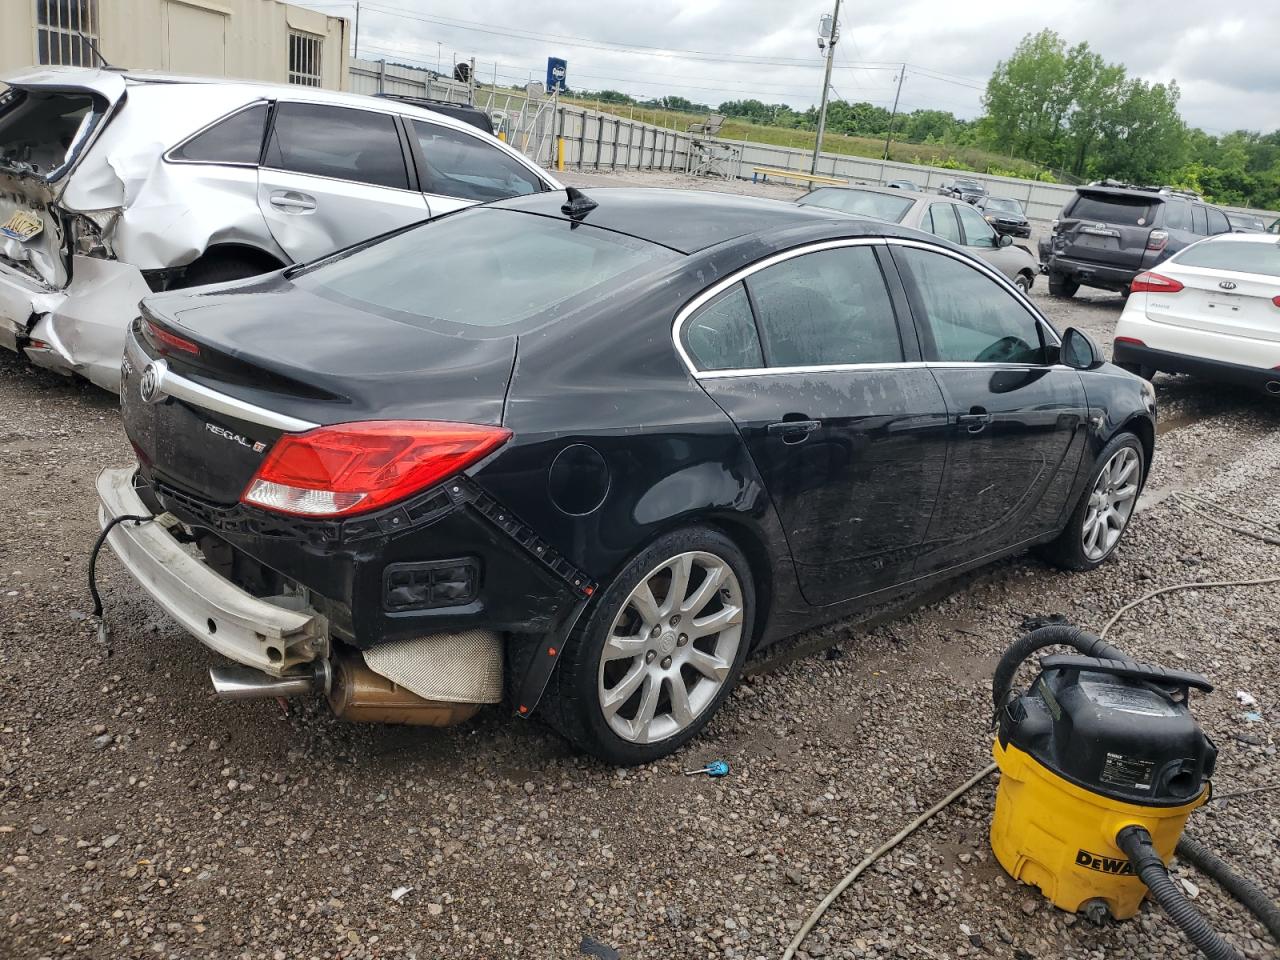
[895,247,1044,364]
[264,102,408,190]
[1070,194,1152,226]
[170,103,267,164]
[797,187,914,223]
[1172,239,1280,277]
[927,204,962,243]
[1191,204,1207,235]
[1207,208,1231,235]
[410,120,541,201]
[1164,198,1190,231]
[683,283,763,371]
[955,202,998,248]
[745,246,902,367]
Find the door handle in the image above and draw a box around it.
[957,407,993,434]
[767,419,821,444]
[269,192,317,212]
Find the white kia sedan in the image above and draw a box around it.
[1112,233,1280,396]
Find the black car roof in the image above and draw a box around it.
[494,187,854,254]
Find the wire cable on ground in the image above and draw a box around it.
[783,491,1280,959]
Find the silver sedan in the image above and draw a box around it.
[798,184,1041,292]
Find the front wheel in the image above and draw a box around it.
[1039,433,1145,571]
[544,527,754,764]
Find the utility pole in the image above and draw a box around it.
[352,0,361,60]
[810,0,841,175]
[882,64,905,161]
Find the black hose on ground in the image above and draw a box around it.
[1117,826,1244,960]
[1177,832,1280,944]
[990,624,1132,713]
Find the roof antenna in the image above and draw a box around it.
[561,186,598,219]
[78,32,116,70]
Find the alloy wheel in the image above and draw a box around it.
[1081,446,1140,561]
[596,551,744,744]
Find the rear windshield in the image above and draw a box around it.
[0,89,100,178]
[1172,239,1280,277]
[294,208,679,334]
[1069,193,1154,227]
[798,187,914,223]
[986,198,1022,214]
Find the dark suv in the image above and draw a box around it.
[1043,184,1233,297]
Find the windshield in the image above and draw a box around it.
[1069,193,1153,227]
[0,89,100,178]
[294,208,679,334]
[986,198,1022,214]
[1172,239,1280,278]
[798,187,914,223]
[955,181,984,192]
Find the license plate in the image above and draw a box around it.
[1077,234,1114,249]
[0,210,44,242]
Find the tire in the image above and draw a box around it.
[179,252,281,289]
[1039,432,1145,572]
[1048,271,1079,298]
[1014,271,1033,294]
[544,526,755,764]
[1116,361,1157,381]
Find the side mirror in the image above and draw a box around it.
[999,234,1014,248]
[1060,327,1104,370]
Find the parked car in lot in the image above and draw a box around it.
[0,66,558,391]
[99,187,1155,763]
[1113,233,1280,395]
[798,184,1040,291]
[976,196,1031,238]
[1225,212,1266,233]
[885,179,920,191]
[938,178,988,203]
[1042,183,1233,298]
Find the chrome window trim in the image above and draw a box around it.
[163,100,270,169]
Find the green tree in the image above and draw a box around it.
[982,29,1076,167]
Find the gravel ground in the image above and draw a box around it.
[1,172,1278,960]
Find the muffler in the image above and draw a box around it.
[209,660,330,700]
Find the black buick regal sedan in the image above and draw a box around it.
[98,187,1156,764]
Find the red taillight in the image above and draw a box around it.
[242,420,512,518]
[143,316,200,357]
[1131,272,1183,294]
[1272,295,1280,308]
[1114,336,1146,347]
[1146,229,1169,252]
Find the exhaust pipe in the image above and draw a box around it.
[209,660,330,700]
[1266,381,1280,396]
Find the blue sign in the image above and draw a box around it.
[546,57,567,93]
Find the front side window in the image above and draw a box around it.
[409,120,542,202]
[956,202,999,248]
[37,0,100,66]
[288,31,323,87]
[745,246,902,367]
[894,246,1044,364]
[169,103,267,164]
[683,283,763,372]
[927,204,962,243]
[264,102,408,190]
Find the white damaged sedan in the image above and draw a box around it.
[0,67,558,391]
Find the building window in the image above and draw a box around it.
[36,0,101,67]
[288,31,323,87]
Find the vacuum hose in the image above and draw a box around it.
[1117,826,1244,960]
[1177,833,1280,944]
[990,623,1130,713]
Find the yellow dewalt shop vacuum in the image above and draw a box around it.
[984,625,1280,960]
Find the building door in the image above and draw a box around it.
[166,2,227,77]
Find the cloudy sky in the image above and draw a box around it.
[300,1,1274,134]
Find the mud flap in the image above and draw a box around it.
[514,595,591,719]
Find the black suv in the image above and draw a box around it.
[1043,183,1233,297]
[938,178,987,203]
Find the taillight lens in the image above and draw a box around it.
[1272,295,1280,308]
[1131,271,1183,294]
[242,420,512,518]
[1146,229,1169,252]
[142,316,200,357]
[1114,336,1146,347]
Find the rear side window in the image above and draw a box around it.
[1164,198,1190,231]
[927,204,962,243]
[797,188,914,223]
[1172,240,1280,277]
[683,283,763,372]
[1207,208,1231,235]
[410,120,542,201]
[894,247,1044,364]
[1069,194,1153,227]
[1191,205,1208,235]
[0,89,99,177]
[745,246,902,367]
[264,102,409,190]
[294,208,677,334]
[169,103,267,164]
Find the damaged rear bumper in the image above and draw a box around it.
[0,259,64,353]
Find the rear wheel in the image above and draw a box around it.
[179,251,283,289]
[1048,271,1079,298]
[1014,271,1033,294]
[545,527,754,764]
[1040,433,1144,571]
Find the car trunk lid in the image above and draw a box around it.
[1143,264,1280,345]
[1056,190,1160,272]
[122,276,517,505]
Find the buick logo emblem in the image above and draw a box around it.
[1218,280,1237,290]
[139,362,163,403]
